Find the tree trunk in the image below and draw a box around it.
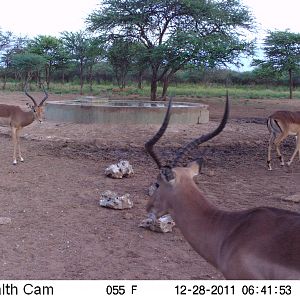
[2,72,7,90]
[88,65,93,93]
[289,69,293,99]
[150,67,159,101]
[62,70,65,85]
[79,60,84,95]
[45,65,50,89]
[137,71,143,89]
[150,78,158,101]
[116,70,121,88]
[122,69,126,89]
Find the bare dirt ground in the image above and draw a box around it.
[0,91,300,280]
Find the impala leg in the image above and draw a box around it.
[274,133,288,166]
[16,128,24,162]
[267,132,275,171]
[11,127,17,165]
[296,136,300,161]
[287,134,300,166]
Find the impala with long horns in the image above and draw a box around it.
[145,95,300,279]
[267,110,300,170]
[0,84,48,165]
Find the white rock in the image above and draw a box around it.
[0,217,12,225]
[99,190,133,209]
[148,183,157,196]
[105,160,134,179]
[139,214,175,233]
[282,193,300,203]
[105,165,123,179]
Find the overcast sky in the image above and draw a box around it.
[0,0,100,37]
[242,0,300,34]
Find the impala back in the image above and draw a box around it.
[0,104,17,126]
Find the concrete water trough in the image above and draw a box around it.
[45,97,209,125]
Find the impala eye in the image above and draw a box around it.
[155,183,160,188]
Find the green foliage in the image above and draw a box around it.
[11,52,47,81]
[60,31,90,62]
[26,35,65,87]
[87,0,256,99]
[28,35,62,59]
[253,30,300,98]
[254,30,300,73]
[3,79,300,100]
[3,4,300,99]
[60,31,103,94]
[107,38,137,88]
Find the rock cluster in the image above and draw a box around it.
[105,160,134,179]
[139,214,175,233]
[282,193,300,203]
[99,190,133,210]
[148,183,157,196]
[0,217,12,225]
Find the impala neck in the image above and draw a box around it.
[167,179,229,269]
[20,110,35,127]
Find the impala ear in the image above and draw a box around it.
[187,158,203,177]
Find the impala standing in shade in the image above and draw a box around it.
[0,84,48,165]
[145,95,300,279]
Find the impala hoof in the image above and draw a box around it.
[13,160,17,165]
[20,157,24,162]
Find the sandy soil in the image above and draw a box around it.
[0,91,300,279]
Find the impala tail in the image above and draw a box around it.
[267,117,282,135]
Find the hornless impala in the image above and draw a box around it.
[267,111,300,170]
[0,84,48,165]
[145,95,300,279]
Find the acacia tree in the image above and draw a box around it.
[0,29,12,51]
[160,31,254,99]
[28,35,63,88]
[54,40,71,85]
[107,38,136,88]
[131,42,150,89]
[61,31,90,94]
[1,34,30,89]
[253,30,300,99]
[11,53,47,87]
[0,30,13,89]
[87,0,255,100]
[61,31,104,94]
[85,37,105,92]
